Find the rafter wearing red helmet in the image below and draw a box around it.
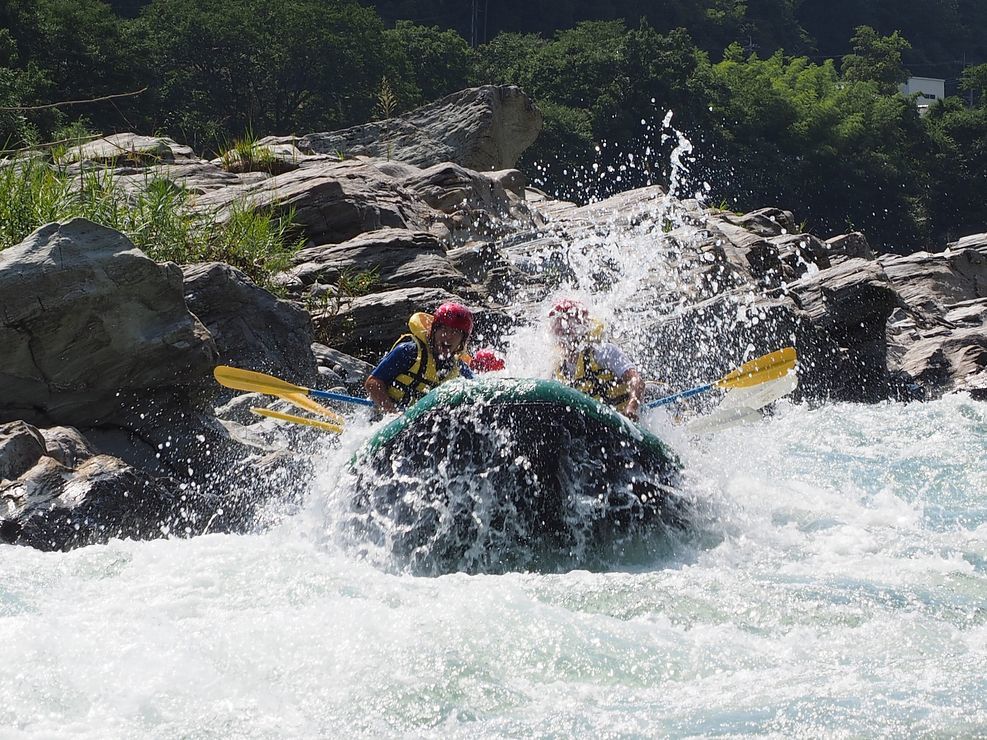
[364,302,475,413]
[469,348,506,373]
[548,298,645,421]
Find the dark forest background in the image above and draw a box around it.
[3,0,986,251]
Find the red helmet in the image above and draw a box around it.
[432,302,473,339]
[470,349,505,372]
[548,298,589,337]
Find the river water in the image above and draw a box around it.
[3,393,985,737]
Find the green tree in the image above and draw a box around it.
[0,0,142,144]
[959,62,987,107]
[135,0,408,149]
[840,25,911,94]
[710,48,931,249]
[924,98,987,240]
[525,21,626,109]
[385,20,471,105]
[471,31,543,90]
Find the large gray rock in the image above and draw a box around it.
[182,262,317,385]
[311,344,373,390]
[117,159,255,195]
[826,232,875,261]
[880,246,987,319]
[897,316,987,397]
[299,86,542,172]
[715,207,797,237]
[39,426,96,469]
[400,163,513,215]
[0,421,46,482]
[281,228,470,294]
[950,233,987,250]
[880,246,987,397]
[0,219,218,426]
[0,454,227,551]
[768,233,831,278]
[192,157,438,246]
[707,218,785,286]
[58,133,195,166]
[646,259,900,403]
[447,241,526,303]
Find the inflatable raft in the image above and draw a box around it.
[346,377,689,574]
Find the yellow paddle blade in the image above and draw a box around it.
[214,365,307,396]
[715,347,797,390]
[249,407,344,434]
[282,392,346,424]
[214,366,345,424]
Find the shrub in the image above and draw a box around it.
[0,159,303,289]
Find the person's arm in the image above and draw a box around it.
[621,367,645,421]
[364,343,415,413]
[364,375,398,413]
[595,344,644,420]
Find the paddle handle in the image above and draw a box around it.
[309,388,375,408]
[646,383,713,409]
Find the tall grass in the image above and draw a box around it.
[218,134,279,174]
[0,159,303,289]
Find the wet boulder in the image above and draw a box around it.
[881,245,987,397]
[0,421,47,482]
[0,454,233,551]
[647,259,900,403]
[311,344,373,392]
[38,426,97,469]
[0,218,217,427]
[715,207,798,238]
[182,261,318,385]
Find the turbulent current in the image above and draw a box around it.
[3,395,985,737]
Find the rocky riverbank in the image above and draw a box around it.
[2,85,984,551]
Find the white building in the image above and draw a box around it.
[899,76,945,115]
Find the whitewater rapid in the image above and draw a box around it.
[3,394,984,737]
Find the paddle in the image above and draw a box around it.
[213,365,374,416]
[685,372,798,435]
[249,407,345,433]
[646,347,797,409]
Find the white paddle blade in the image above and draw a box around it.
[686,373,798,435]
[686,406,764,435]
[718,371,798,411]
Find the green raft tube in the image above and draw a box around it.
[347,377,690,574]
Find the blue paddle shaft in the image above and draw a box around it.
[646,383,713,409]
[309,389,375,407]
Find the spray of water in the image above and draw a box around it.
[310,113,752,575]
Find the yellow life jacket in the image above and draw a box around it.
[554,342,631,413]
[385,312,467,407]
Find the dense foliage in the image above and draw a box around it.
[2,0,985,251]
